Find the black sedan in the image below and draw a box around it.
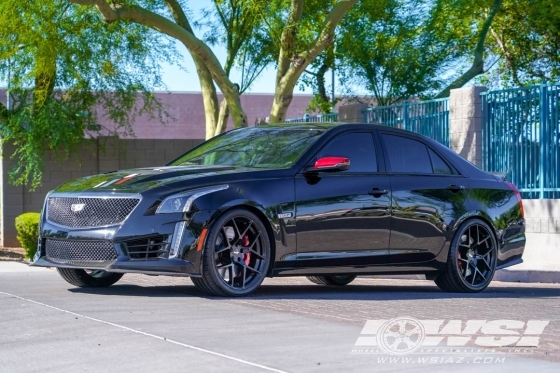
[32,123,525,296]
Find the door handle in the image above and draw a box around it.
[447,184,465,192]
[369,188,389,197]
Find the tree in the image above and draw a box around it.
[68,0,360,126]
[433,0,503,98]
[197,0,277,135]
[485,0,560,87]
[336,0,461,106]
[0,0,173,189]
[266,0,359,122]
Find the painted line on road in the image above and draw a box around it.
[0,290,289,373]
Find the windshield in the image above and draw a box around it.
[169,127,326,169]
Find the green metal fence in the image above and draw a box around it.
[284,113,338,123]
[362,98,450,146]
[481,82,560,199]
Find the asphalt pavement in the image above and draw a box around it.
[1,262,559,373]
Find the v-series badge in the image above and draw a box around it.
[277,212,293,219]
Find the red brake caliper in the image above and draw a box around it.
[242,235,251,265]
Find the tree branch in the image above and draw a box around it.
[435,0,503,98]
[69,0,245,128]
[276,0,304,83]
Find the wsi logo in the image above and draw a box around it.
[70,203,86,212]
[354,317,549,355]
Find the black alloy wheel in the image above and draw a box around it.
[306,275,357,286]
[193,209,271,296]
[435,219,497,293]
[56,268,123,287]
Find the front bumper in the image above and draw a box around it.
[31,210,213,277]
[31,255,197,276]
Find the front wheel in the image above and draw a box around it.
[193,209,271,297]
[435,219,497,293]
[307,275,357,286]
[56,268,123,287]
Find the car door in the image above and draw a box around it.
[380,132,469,263]
[294,131,392,268]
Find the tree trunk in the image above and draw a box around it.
[268,0,358,123]
[70,0,248,132]
[191,56,219,140]
[215,98,230,136]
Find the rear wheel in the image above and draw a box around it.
[435,219,497,293]
[306,275,357,286]
[56,268,123,287]
[193,209,271,297]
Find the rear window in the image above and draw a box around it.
[383,134,432,173]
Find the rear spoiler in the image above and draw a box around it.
[488,171,508,181]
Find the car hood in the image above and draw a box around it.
[53,165,247,194]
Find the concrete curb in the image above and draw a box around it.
[493,269,560,284]
[375,269,560,284]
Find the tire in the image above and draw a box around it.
[434,218,498,293]
[56,268,123,287]
[194,209,271,297]
[306,275,357,286]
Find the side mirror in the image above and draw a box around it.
[310,156,350,172]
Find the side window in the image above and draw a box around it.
[429,149,453,174]
[382,134,432,173]
[318,132,377,173]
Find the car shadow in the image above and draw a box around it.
[67,278,560,301]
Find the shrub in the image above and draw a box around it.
[15,212,41,259]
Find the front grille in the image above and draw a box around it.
[125,236,170,260]
[47,196,140,228]
[46,239,117,267]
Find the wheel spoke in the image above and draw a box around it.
[231,218,242,240]
[403,338,416,349]
[475,267,487,282]
[388,339,402,349]
[240,261,262,275]
[476,235,490,247]
[216,262,234,270]
[246,231,262,250]
[476,225,480,247]
[238,220,254,241]
[480,257,491,271]
[215,245,230,254]
[249,249,265,260]
[384,331,402,339]
[405,325,421,337]
[242,265,247,289]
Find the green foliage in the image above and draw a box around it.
[335,0,560,104]
[0,0,177,190]
[480,0,560,87]
[15,212,41,259]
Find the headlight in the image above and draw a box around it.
[156,185,229,214]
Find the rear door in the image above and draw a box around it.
[294,131,392,268]
[379,132,469,263]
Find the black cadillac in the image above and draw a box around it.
[31,123,526,296]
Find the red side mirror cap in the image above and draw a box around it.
[314,157,350,171]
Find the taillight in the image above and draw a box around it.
[505,181,524,217]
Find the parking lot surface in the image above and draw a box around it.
[1,262,559,373]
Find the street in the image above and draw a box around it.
[1,262,559,373]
